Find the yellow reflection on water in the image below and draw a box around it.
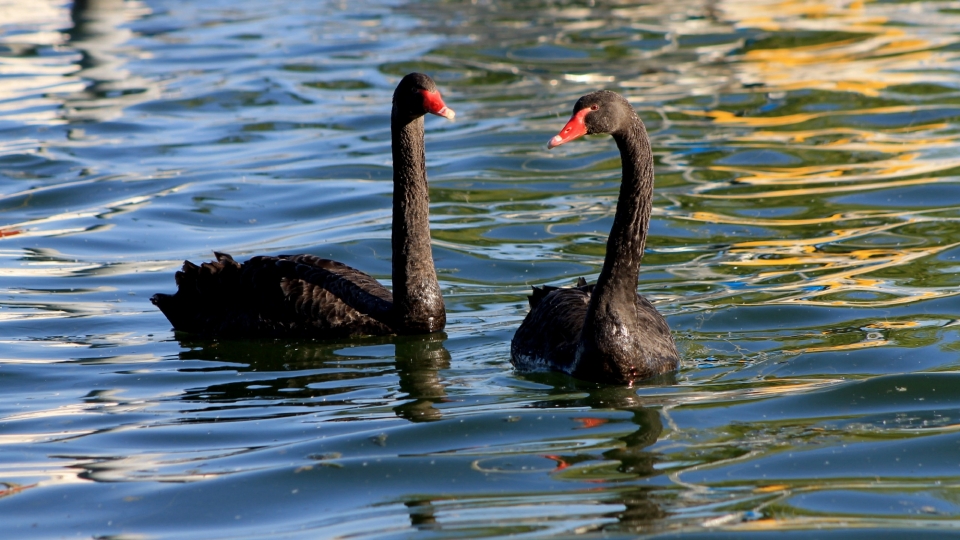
[651,0,960,311]
[721,0,960,94]
[685,105,956,128]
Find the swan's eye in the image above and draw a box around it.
[590,104,599,111]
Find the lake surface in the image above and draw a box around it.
[3,0,960,537]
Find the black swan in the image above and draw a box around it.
[511,90,680,385]
[151,73,454,338]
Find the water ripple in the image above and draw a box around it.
[3,0,960,537]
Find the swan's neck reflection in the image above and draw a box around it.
[393,333,450,422]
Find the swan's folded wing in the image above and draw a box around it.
[274,254,395,328]
[153,252,394,338]
[634,293,679,368]
[512,286,590,373]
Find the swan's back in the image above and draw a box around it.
[510,278,678,378]
[511,280,592,374]
[151,252,393,338]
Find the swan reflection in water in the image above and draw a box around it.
[399,379,675,534]
[175,332,450,423]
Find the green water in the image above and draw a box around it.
[3,0,960,537]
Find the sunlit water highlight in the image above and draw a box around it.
[3,0,960,537]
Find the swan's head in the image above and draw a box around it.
[548,90,634,149]
[394,73,456,121]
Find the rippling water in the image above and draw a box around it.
[4,0,960,537]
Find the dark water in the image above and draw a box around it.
[4,0,960,537]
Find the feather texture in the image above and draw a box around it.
[151,253,393,338]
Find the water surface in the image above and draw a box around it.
[3,0,960,537]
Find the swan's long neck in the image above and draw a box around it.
[390,112,445,333]
[577,115,653,363]
[598,116,653,295]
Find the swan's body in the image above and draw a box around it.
[511,91,680,385]
[152,73,454,338]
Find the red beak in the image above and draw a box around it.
[420,89,456,120]
[548,108,590,149]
